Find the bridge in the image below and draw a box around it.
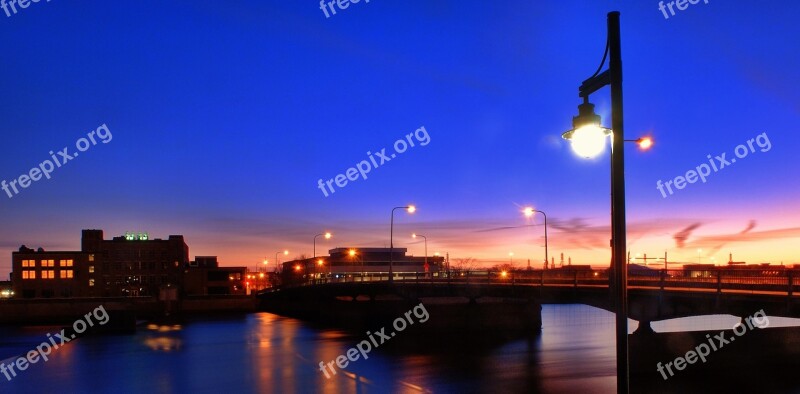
[258,267,800,334]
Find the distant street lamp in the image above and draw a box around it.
[313,232,332,282]
[509,252,514,265]
[313,232,332,259]
[412,233,428,273]
[523,207,549,270]
[275,250,289,272]
[389,205,416,283]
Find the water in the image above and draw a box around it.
[0,305,797,393]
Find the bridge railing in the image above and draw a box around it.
[275,268,799,297]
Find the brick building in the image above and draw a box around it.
[12,229,189,298]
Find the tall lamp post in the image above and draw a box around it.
[275,250,289,272]
[389,205,416,283]
[523,207,549,270]
[559,12,649,394]
[412,233,428,274]
[313,232,332,283]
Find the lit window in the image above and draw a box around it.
[22,270,36,280]
[43,260,55,267]
[43,270,55,279]
[89,279,95,287]
[60,270,74,279]
[22,259,35,267]
[89,254,95,262]
[89,265,95,273]
[60,259,74,267]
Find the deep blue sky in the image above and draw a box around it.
[1,0,798,275]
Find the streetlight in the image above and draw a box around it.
[275,250,289,272]
[262,258,269,273]
[313,233,332,259]
[313,233,332,283]
[390,205,416,283]
[560,12,631,393]
[523,207,549,270]
[412,233,428,274]
[348,249,363,280]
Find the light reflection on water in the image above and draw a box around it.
[0,305,797,393]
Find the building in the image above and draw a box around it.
[280,247,445,286]
[184,256,247,295]
[12,246,91,298]
[12,229,189,298]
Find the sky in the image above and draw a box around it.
[1,0,798,277]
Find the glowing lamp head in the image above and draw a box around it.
[562,100,611,159]
[523,207,534,218]
[324,232,332,239]
[294,265,301,272]
[262,260,268,265]
[348,249,356,257]
[501,271,508,278]
[283,250,289,255]
[407,205,416,213]
[412,233,417,239]
[638,137,653,150]
[317,259,324,266]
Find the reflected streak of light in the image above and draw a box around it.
[143,337,182,352]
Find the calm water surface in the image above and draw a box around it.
[0,305,795,394]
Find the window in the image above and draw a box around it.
[21,259,35,267]
[43,259,55,267]
[60,270,74,279]
[89,265,95,273]
[89,254,95,262]
[22,270,36,280]
[89,279,95,287]
[43,270,55,279]
[60,259,74,267]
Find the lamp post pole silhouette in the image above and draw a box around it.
[561,12,630,394]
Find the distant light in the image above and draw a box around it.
[324,232,332,239]
[317,259,324,266]
[349,249,356,257]
[294,265,301,271]
[283,250,289,255]
[407,205,416,213]
[412,233,417,238]
[523,207,534,217]
[638,137,653,150]
[263,260,268,265]
[501,271,508,278]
